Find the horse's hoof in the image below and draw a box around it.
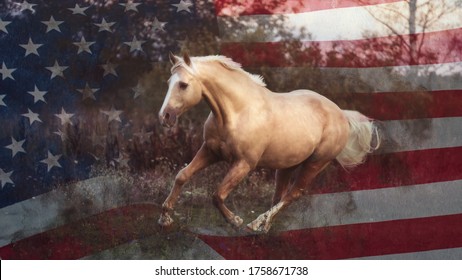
[247,214,272,233]
[230,215,243,227]
[158,214,174,227]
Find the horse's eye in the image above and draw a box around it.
[179,82,189,90]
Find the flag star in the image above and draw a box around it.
[46,61,68,79]
[68,4,89,15]
[101,63,118,77]
[41,151,62,172]
[90,134,105,148]
[151,17,167,32]
[0,19,11,33]
[42,16,64,33]
[78,83,98,101]
[5,137,26,157]
[124,36,146,53]
[0,94,6,107]
[101,106,123,123]
[94,18,115,33]
[177,38,188,50]
[22,108,42,125]
[0,168,14,188]
[172,0,193,13]
[28,85,47,103]
[19,0,37,13]
[115,153,130,169]
[0,62,16,80]
[134,127,153,144]
[73,36,95,54]
[120,1,141,12]
[132,82,145,99]
[55,107,74,126]
[54,129,67,142]
[20,38,43,57]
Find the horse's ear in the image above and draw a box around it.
[169,52,179,65]
[183,53,192,66]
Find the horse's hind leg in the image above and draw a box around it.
[159,143,217,227]
[247,160,331,233]
[213,160,251,228]
[272,167,296,206]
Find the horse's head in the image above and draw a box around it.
[159,52,202,128]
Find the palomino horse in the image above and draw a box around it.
[158,53,378,233]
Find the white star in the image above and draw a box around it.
[68,4,89,15]
[78,83,98,101]
[101,106,123,123]
[94,18,115,33]
[101,63,118,77]
[132,82,145,99]
[5,137,26,157]
[41,151,62,172]
[42,16,64,33]
[28,85,47,104]
[177,38,189,50]
[55,107,74,126]
[22,108,42,125]
[46,61,68,79]
[20,38,43,57]
[134,127,153,144]
[151,17,167,32]
[54,129,67,142]
[90,134,105,148]
[73,36,95,54]
[172,0,193,13]
[19,1,36,13]
[0,168,14,188]
[120,1,141,12]
[0,94,6,107]
[0,19,11,33]
[0,62,16,80]
[124,36,145,53]
[115,153,130,169]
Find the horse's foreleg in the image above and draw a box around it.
[213,160,251,228]
[158,144,217,227]
[248,160,331,233]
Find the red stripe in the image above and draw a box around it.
[221,28,462,68]
[331,90,462,121]
[199,214,462,259]
[314,147,462,194]
[358,90,462,120]
[0,204,161,259]
[215,0,403,16]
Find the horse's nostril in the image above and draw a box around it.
[165,112,170,120]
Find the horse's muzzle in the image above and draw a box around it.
[159,108,178,128]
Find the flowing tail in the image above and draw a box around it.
[336,110,380,169]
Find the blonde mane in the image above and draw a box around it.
[171,55,266,87]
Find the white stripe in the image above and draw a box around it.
[1,117,461,246]
[355,247,462,260]
[283,179,462,231]
[262,62,462,92]
[190,179,462,236]
[379,117,462,153]
[218,1,462,42]
[0,176,128,247]
[82,235,224,260]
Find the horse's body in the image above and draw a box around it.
[158,53,378,233]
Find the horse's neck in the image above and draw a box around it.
[199,66,264,127]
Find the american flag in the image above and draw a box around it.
[1,0,462,259]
